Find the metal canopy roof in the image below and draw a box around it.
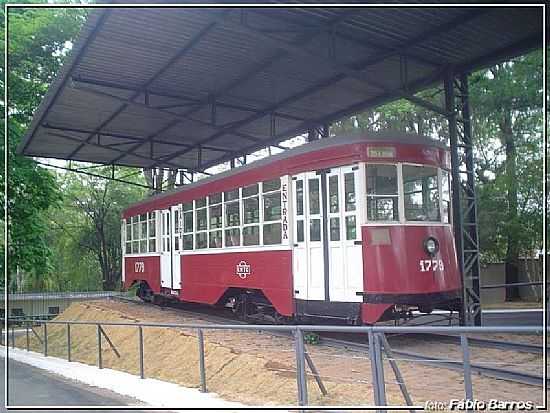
[19,4,543,171]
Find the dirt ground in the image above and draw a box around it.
[12,299,547,409]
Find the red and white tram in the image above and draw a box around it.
[122,131,462,324]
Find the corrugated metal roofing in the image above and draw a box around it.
[18,3,543,171]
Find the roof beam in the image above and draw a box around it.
[45,131,181,169]
[41,124,233,153]
[111,8,358,165]
[154,10,483,167]
[67,9,229,160]
[71,76,306,122]
[73,83,286,165]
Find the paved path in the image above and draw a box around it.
[1,356,144,412]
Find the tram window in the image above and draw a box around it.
[196,208,207,231]
[441,170,450,223]
[345,216,356,240]
[196,197,207,209]
[329,175,339,213]
[225,201,240,227]
[174,210,180,251]
[224,188,239,202]
[225,228,241,247]
[243,197,259,224]
[243,226,260,246]
[148,213,156,237]
[183,210,193,233]
[196,232,208,249]
[262,178,280,193]
[132,217,139,250]
[296,220,304,242]
[183,234,193,250]
[242,184,258,197]
[209,193,222,205]
[126,221,132,253]
[263,192,281,222]
[148,212,157,253]
[330,217,340,241]
[263,223,282,245]
[308,179,320,215]
[209,204,222,229]
[366,164,399,221]
[344,173,356,212]
[295,180,304,216]
[310,219,321,242]
[183,206,194,250]
[403,165,440,222]
[209,230,222,248]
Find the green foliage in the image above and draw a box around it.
[1,5,87,291]
[40,167,147,292]
[304,332,320,345]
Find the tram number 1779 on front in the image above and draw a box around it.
[419,259,444,272]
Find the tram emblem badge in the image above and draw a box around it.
[236,260,251,279]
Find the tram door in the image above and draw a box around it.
[292,165,363,303]
[170,205,182,290]
[293,172,325,301]
[160,209,171,289]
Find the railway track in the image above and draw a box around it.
[319,336,546,387]
[110,295,545,387]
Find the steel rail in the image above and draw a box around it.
[320,336,546,387]
[424,333,545,355]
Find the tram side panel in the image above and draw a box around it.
[180,250,294,316]
[124,255,162,292]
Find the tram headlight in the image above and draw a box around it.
[424,237,439,256]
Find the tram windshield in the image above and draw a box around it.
[366,163,451,224]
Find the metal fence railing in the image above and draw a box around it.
[1,318,545,411]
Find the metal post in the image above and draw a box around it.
[374,333,387,411]
[67,324,71,362]
[294,328,308,406]
[460,334,474,404]
[1,323,3,346]
[97,324,102,369]
[11,325,15,348]
[26,322,30,351]
[379,334,414,411]
[445,71,467,326]
[197,329,207,393]
[368,331,387,413]
[459,73,482,326]
[138,326,144,379]
[43,323,48,356]
[304,352,328,396]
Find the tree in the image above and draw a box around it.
[469,51,543,300]
[0,5,86,291]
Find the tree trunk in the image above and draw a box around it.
[166,169,178,191]
[501,110,520,301]
[143,168,155,195]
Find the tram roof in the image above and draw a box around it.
[124,130,447,212]
[18,3,543,171]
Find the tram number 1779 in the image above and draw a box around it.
[419,259,444,272]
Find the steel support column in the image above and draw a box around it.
[444,71,482,326]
